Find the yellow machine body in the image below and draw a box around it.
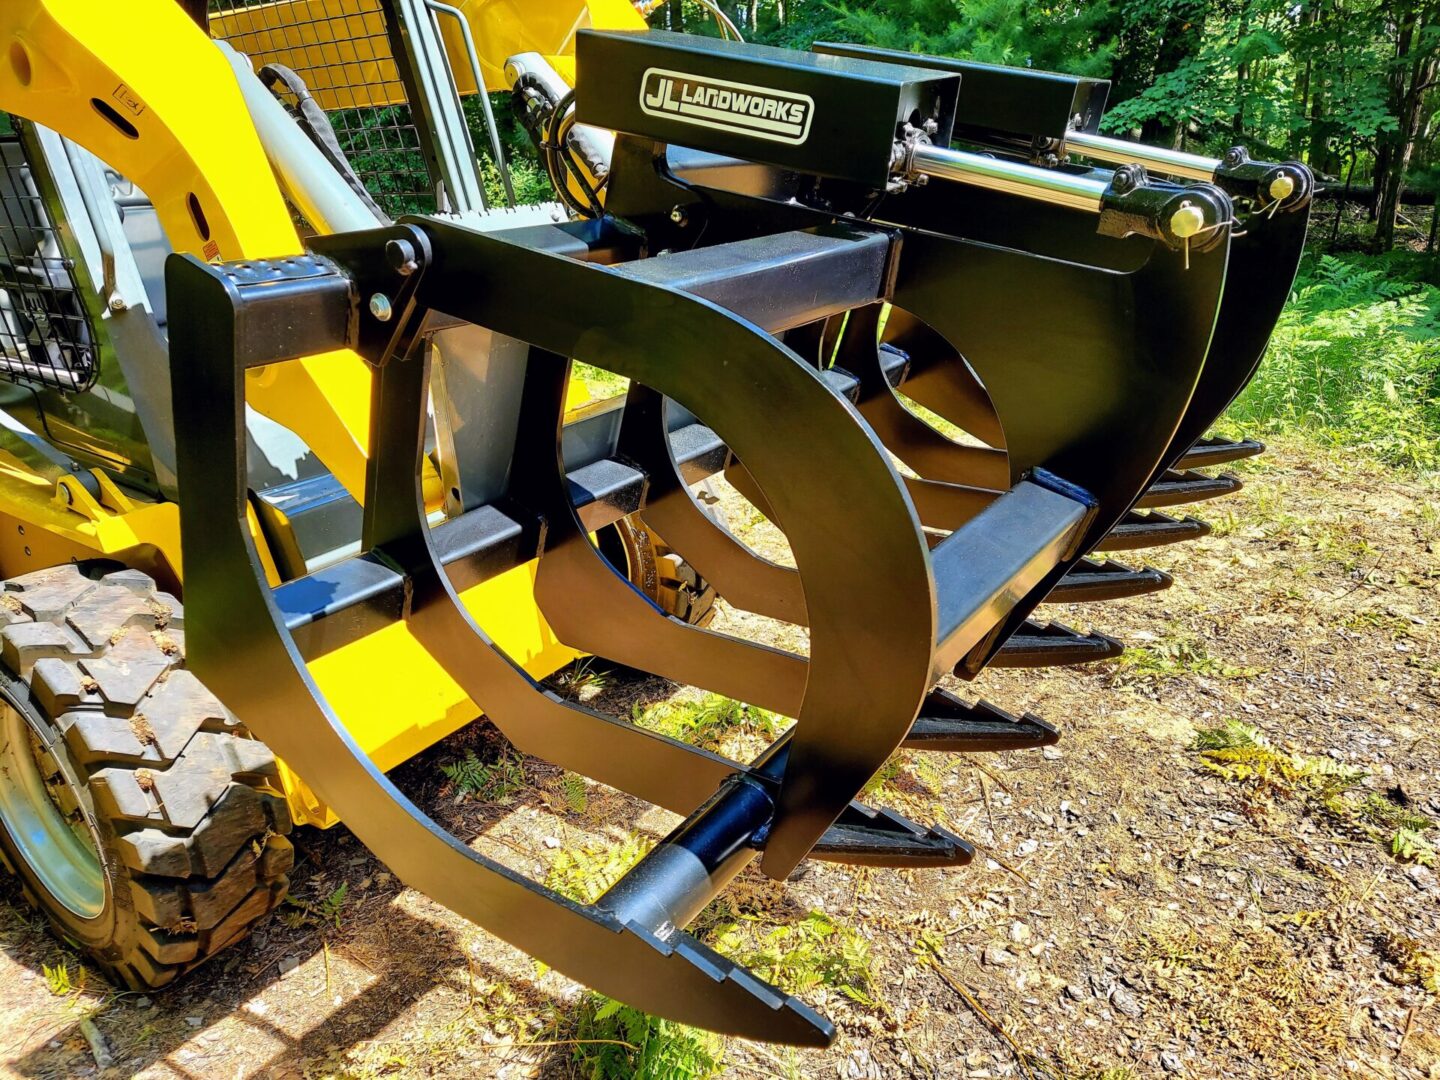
[0,0,590,828]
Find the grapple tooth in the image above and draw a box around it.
[1137,469,1243,508]
[1046,558,1173,603]
[1099,510,1212,551]
[1177,435,1265,470]
[668,938,836,1045]
[903,689,1057,751]
[814,801,974,867]
[987,620,1124,668]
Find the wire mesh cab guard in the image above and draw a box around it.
[0,118,100,393]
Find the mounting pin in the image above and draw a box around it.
[1168,202,1207,240]
[1268,174,1296,203]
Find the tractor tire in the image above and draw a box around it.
[0,563,292,989]
[601,517,718,628]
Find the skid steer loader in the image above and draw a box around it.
[0,0,1309,1046]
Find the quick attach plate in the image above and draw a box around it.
[575,29,959,187]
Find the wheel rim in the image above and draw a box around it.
[0,697,106,919]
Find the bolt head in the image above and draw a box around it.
[669,206,689,226]
[368,293,394,322]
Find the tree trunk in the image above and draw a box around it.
[1332,149,1358,243]
[1293,1,1319,157]
[1234,6,1251,137]
[1375,0,1440,249]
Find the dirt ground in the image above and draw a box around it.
[0,435,1437,1080]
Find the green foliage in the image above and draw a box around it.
[284,882,350,929]
[570,994,725,1080]
[1229,254,1440,471]
[440,749,529,803]
[1193,720,1366,794]
[561,772,590,815]
[1112,632,1261,684]
[549,658,612,699]
[42,960,82,997]
[711,910,875,1004]
[633,693,778,752]
[1392,826,1437,867]
[546,835,653,904]
[1193,721,1438,864]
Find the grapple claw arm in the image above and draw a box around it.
[164,245,835,1045]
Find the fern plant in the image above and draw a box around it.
[570,995,725,1080]
[1228,252,1440,471]
[441,749,528,803]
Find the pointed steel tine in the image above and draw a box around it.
[1137,469,1243,508]
[1046,558,1173,603]
[1099,510,1212,551]
[1177,435,1264,470]
[987,620,1124,669]
[903,689,1058,752]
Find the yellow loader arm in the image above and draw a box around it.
[0,0,374,499]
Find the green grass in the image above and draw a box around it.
[1228,252,1440,471]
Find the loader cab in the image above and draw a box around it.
[0,114,363,563]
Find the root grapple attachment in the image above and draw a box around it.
[164,28,1307,1045]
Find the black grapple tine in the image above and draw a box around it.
[903,689,1059,752]
[1100,509,1213,550]
[988,621,1125,669]
[813,805,974,868]
[1136,468,1243,507]
[1177,435,1265,469]
[1046,558,1173,603]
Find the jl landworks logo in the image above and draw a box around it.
[640,68,814,145]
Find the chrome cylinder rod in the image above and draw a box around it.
[909,143,1109,213]
[1064,129,1217,183]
